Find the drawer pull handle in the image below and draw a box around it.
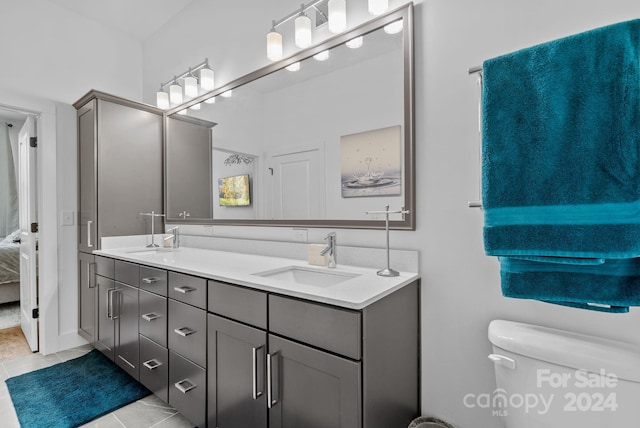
[142,312,160,322]
[175,379,196,394]
[252,346,264,400]
[174,327,196,337]
[142,277,159,284]
[143,359,162,370]
[173,286,196,294]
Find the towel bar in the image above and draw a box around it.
[468,64,483,209]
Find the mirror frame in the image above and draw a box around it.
[165,3,414,230]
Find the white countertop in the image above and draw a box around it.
[94,246,419,310]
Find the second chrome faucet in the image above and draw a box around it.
[320,232,337,268]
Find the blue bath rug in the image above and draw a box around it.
[5,349,150,428]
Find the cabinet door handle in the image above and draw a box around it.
[87,220,93,248]
[252,346,264,400]
[87,262,96,288]
[174,327,196,337]
[174,379,196,394]
[142,277,159,284]
[142,312,160,322]
[143,359,162,370]
[112,289,120,320]
[106,288,116,320]
[267,352,278,408]
[173,285,196,294]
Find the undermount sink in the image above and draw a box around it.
[125,248,175,255]
[253,266,360,287]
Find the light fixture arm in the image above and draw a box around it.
[270,0,327,29]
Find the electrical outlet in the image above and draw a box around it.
[293,228,308,242]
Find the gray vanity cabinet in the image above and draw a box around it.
[268,334,361,428]
[75,91,163,252]
[207,314,268,428]
[138,266,169,403]
[114,281,140,379]
[78,252,96,343]
[95,273,115,360]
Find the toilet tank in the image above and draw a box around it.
[487,320,640,428]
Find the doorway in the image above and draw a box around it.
[0,106,39,356]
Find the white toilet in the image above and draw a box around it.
[488,319,640,427]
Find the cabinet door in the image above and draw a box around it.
[96,275,115,360]
[78,101,97,252]
[268,335,361,428]
[97,100,163,238]
[208,314,267,428]
[115,282,140,380]
[78,252,96,343]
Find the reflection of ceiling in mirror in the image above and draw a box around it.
[178,22,404,123]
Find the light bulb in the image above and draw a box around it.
[328,0,346,34]
[200,67,214,91]
[190,103,201,110]
[314,50,330,61]
[156,90,169,109]
[368,0,389,15]
[169,82,183,104]
[294,12,312,48]
[205,96,216,104]
[384,20,403,34]
[267,28,283,61]
[184,75,198,98]
[177,109,187,115]
[221,90,233,98]
[286,62,300,72]
[346,36,363,49]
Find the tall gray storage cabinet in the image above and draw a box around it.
[75,90,163,345]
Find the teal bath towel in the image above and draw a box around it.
[481,19,640,312]
[482,19,640,259]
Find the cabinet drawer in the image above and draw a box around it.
[95,255,114,279]
[139,335,169,403]
[168,272,206,309]
[140,266,168,296]
[168,299,206,368]
[208,281,267,329]
[269,295,361,360]
[169,351,206,428]
[139,290,167,347]
[115,260,139,287]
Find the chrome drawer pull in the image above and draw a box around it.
[142,312,160,322]
[173,286,196,294]
[142,277,159,284]
[267,352,278,408]
[175,379,196,394]
[143,359,162,370]
[174,327,196,337]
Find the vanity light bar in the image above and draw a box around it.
[266,0,343,61]
[156,58,215,109]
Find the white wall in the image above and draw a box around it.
[1,0,143,104]
[0,0,147,353]
[146,1,640,427]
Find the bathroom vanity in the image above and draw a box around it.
[82,246,419,428]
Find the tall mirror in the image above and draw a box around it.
[165,4,414,229]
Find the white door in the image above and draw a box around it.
[268,145,325,219]
[18,116,38,352]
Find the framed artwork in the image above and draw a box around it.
[218,174,251,206]
[340,125,402,198]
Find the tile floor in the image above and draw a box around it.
[0,345,195,428]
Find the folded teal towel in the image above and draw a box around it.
[482,19,640,259]
[482,19,640,312]
[500,257,640,313]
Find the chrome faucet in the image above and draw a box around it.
[139,211,165,248]
[320,232,337,268]
[166,226,180,248]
